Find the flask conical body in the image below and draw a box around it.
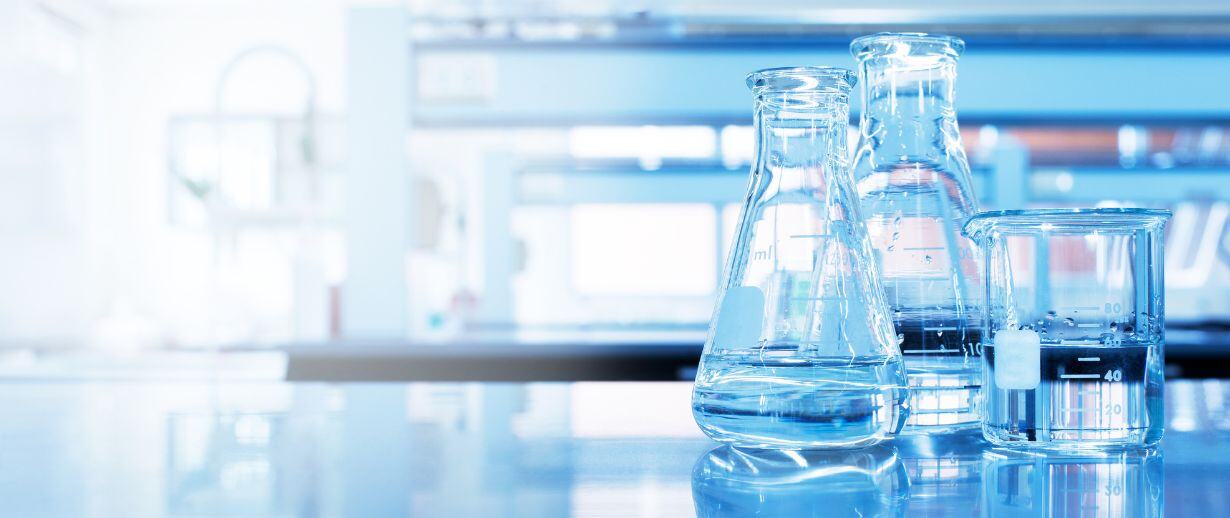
[850,33,983,431]
[691,67,909,449]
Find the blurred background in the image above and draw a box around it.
[7,0,1230,378]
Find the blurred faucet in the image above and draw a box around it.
[212,45,320,214]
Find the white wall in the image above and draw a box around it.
[89,0,350,347]
[0,1,95,346]
[0,0,353,347]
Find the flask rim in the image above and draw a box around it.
[850,32,965,60]
[962,208,1172,240]
[746,66,856,94]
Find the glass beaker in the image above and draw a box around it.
[963,208,1171,450]
[850,33,984,431]
[691,67,910,449]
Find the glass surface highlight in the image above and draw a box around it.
[691,66,909,449]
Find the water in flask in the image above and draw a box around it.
[693,353,910,448]
[691,66,910,450]
[850,34,983,431]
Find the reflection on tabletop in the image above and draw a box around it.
[0,380,1227,516]
[693,431,1162,518]
[692,445,909,516]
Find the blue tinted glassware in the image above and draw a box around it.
[850,33,984,431]
[691,67,909,449]
[964,208,1170,450]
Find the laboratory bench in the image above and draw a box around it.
[0,376,1226,517]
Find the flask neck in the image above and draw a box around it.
[857,57,960,161]
[753,94,850,193]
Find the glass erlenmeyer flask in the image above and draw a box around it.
[850,33,983,431]
[691,67,910,449]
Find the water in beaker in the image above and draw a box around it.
[691,67,910,449]
[964,208,1170,450]
[850,33,984,431]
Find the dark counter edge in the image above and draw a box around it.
[281,342,703,382]
[278,341,1230,382]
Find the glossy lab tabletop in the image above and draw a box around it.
[1,379,1227,517]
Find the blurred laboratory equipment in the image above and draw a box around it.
[850,33,983,432]
[691,445,908,517]
[964,208,1170,450]
[1168,378,1230,433]
[691,67,909,449]
[983,448,1162,517]
[1166,199,1230,321]
[895,429,987,514]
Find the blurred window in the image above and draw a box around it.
[962,124,1230,169]
[568,125,716,166]
[569,203,716,296]
[719,125,754,167]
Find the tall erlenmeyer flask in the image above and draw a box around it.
[850,33,983,431]
[692,67,910,450]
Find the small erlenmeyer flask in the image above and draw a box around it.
[850,33,983,431]
[691,67,910,449]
